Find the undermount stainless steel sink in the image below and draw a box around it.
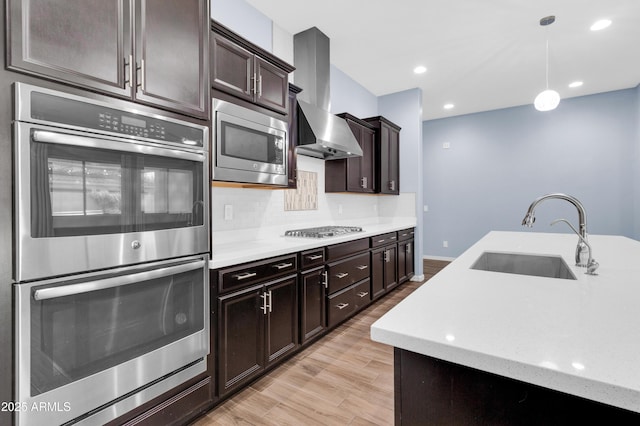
[470,251,577,280]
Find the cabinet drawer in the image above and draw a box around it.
[353,279,371,312]
[327,285,355,328]
[371,232,398,248]
[327,252,370,294]
[398,228,415,242]
[217,254,297,294]
[300,248,325,270]
[326,238,369,261]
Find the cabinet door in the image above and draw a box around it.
[361,126,377,192]
[398,242,408,283]
[406,240,415,278]
[135,0,209,118]
[255,57,289,114]
[265,276,298,366]
[8,0,131,96]
[387,126,400,194]
[300,268,326,344]
[218,284,264,396]
[385,245,399,291]
[211,34,254,103]
[371,248,386,299]
[346,120,364,192]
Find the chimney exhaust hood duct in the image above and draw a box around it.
[293,27,362,159]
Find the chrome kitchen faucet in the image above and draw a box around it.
[521,193,597,274]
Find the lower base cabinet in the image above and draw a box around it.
[398,239,415,283]
[300,266,327,344]
[217,275,298,397]
[372,244,398,299]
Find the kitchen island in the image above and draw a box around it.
[371,231,640,424]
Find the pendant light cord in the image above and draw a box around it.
[545,38,550,90]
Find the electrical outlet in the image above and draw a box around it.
[443,240,448,248]
[224,204,233,221]
[442,142,450,149]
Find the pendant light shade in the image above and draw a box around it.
[534,15,560,112]
[534,89,560,111]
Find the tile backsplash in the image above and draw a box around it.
[211,155,415,234]
[284,170,318,211]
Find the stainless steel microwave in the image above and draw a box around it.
[212,98,288,186]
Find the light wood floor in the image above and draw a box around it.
[194,260,448,426]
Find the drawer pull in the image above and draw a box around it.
[336,302,350,310]
[377,239,386,243]
[307,254,323,260]
[357,291,369,298]
[322,271,328,289]
[273,262,294,270]
[336,272,349,279]
[233,272,257,281]
[356,265,368,270]
[390,236,397,240]
[401,233,408,237]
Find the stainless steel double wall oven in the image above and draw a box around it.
[13,83,210,426]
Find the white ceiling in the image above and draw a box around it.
[245,0,640,120]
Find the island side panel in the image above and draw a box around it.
[394,348,640,425]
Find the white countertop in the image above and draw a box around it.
[209,218,416,269]
[371,230,640,413]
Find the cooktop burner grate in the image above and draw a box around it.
[284,226,363,238]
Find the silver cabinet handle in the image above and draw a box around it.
[257,74,262,97]
[390,236,397,240]
[360,176,368,189]
[336,272,349,279]
[377,239,386,243]
[401,233,408,238]
[307,254,323,260]
[125,54,133,88]
[357,291,369,298]
[33,260,205,301]
[336,302,350,310]
[268,290,273,313]
[273,262,293,270]
[136,59,145,90]
[322,271,328,289]
[389,180,396,191]
[356,265,368,270]
[384,251,390,262]
[233,272,257,281]
[251,73,258,95]
[260,291,268,314]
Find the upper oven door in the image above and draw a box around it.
[213,99,288,185]
[14,122,209,282]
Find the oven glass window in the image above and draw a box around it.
[30,136,204,237]
[29,262,205,396]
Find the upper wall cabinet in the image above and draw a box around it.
[325,113,376,193]
[7,0,209,119]
[211,20,294,115]
[364,116,401,195]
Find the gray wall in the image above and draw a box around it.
[423,87,640,258]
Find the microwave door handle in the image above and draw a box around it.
[31,130,205,163]
[33,260,205,301]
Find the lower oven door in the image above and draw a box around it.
[15,255,209,426]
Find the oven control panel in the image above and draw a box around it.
[26,88,205,148]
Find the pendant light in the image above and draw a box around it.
[534,15,560,112]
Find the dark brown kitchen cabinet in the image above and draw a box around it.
[299,266,327,345]
[325,114,376,193]
[364,116,401,195]
[211,21,294,115]
[371,244,398,299]
[287,84,303,188]
[398,228,415,284]
[7,0,209,118]
[217,274,298,397]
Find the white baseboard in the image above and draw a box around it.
[423,255,456,262]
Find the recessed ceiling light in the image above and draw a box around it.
[568,81,583,88]
[413,65,427,74]
[443,103,454,110]
[590,19,611,31]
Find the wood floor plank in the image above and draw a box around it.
[193,269,442,426]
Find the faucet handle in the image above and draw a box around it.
[586,259,599,275]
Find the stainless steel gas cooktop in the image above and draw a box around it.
[284,226,363,238]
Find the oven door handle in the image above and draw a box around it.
[31,130,205,162]
[33,260,206,301]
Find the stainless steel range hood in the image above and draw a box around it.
[294,27,362,159]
